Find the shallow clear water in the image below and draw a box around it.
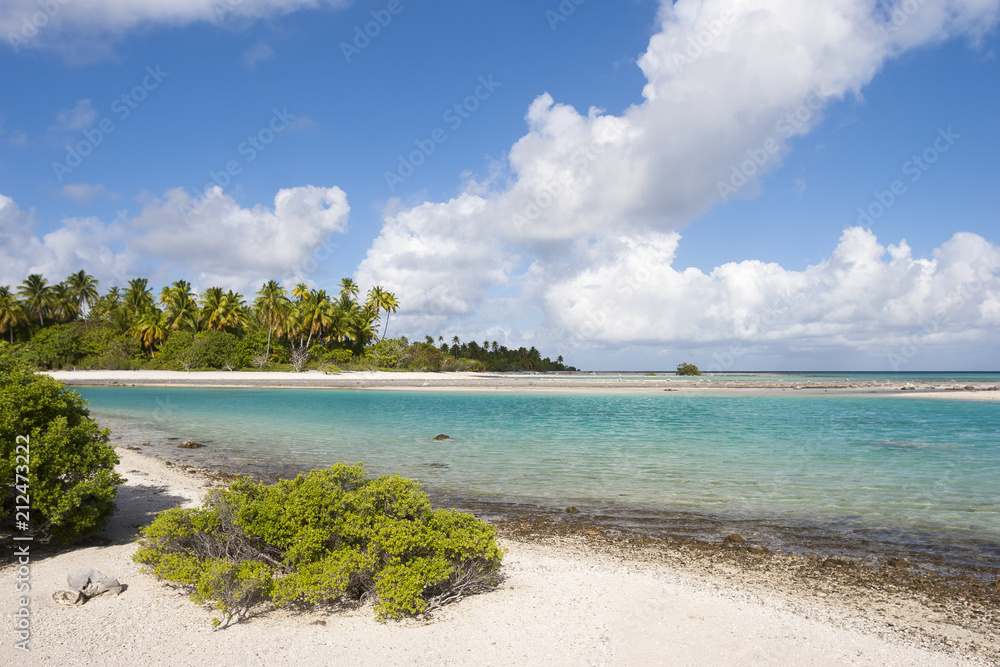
[541,370,1000,383]
[78,386,1000,562]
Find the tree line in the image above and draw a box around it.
[0,271,573,372]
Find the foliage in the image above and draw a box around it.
[1,271,576,372]
[0,345,124,542]
[23,322,84,369]
[366,338,406,369]
[675,362,702,376]
[188,331,240,370]
[148,331,196,369]
[320,348,355,367]
[79,324,144,370]
[133,464,504,626]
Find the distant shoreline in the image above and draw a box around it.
[43,369,1000,400]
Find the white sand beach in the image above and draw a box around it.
[42,369,1000,399]
[2,445,996,666]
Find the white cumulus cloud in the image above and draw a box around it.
[1,0,352,56]
[356,0,1000,365]
[0,186,350,294]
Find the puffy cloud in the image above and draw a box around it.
[357,0,1000,364]
[129,185,350,289]
[544,228,1000,353]
[0,186,350,293]
[0,194,131,286]
[1,0,351,56]
[355,194,518,331]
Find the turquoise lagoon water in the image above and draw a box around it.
[533,371,1000,383]
[77,387,1000,565]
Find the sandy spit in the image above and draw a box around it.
[42,369,1000,400]
[2,447,994,666]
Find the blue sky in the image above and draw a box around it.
[1,0,999,370]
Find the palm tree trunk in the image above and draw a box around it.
[381,312,390,341]
[266,323,273,360]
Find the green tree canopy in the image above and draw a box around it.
[0,345,123,542]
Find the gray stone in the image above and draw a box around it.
[67,568,123,598]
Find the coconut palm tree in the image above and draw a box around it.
[65,270,100,317]
[0,286,26,343]
[339,278,359,302]
[223,290,249,332]
[200,287,227,331]
[254,280,290,360]
[298,289,334,348]
[17,274,52,327]
[134,308,168,352]
[160,281,199,332]
[291,282,310,303]
[50,282,79,323]
[366,286,399,341]
[91,286,122,320]
[123,278,154,316]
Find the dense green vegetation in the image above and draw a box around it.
[0,345,123,543]
[675,362,702,376]
[134,464,504,626]
[0,271,573,372]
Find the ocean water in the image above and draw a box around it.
[536,371,1000,383]
[76,386,1000,566]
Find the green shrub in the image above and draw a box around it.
[366,338,404,369]
[149,331,195,369]
[675,362,702,376]
[79,324,145,369]
[0,345,124,542]
[188,331,240,369]
[24,323,85,369]
[321,348,354,366]
[134,464,504,627]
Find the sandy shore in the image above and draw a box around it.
[42,369,1000,399]
[3,445,998,665]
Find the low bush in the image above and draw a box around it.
[675,362,702,376]
[134,464,504,627]
[0,344,123,542]
[24,323,85,369]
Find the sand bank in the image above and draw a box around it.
[2,446,997,666]
[42,369,1000,399]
